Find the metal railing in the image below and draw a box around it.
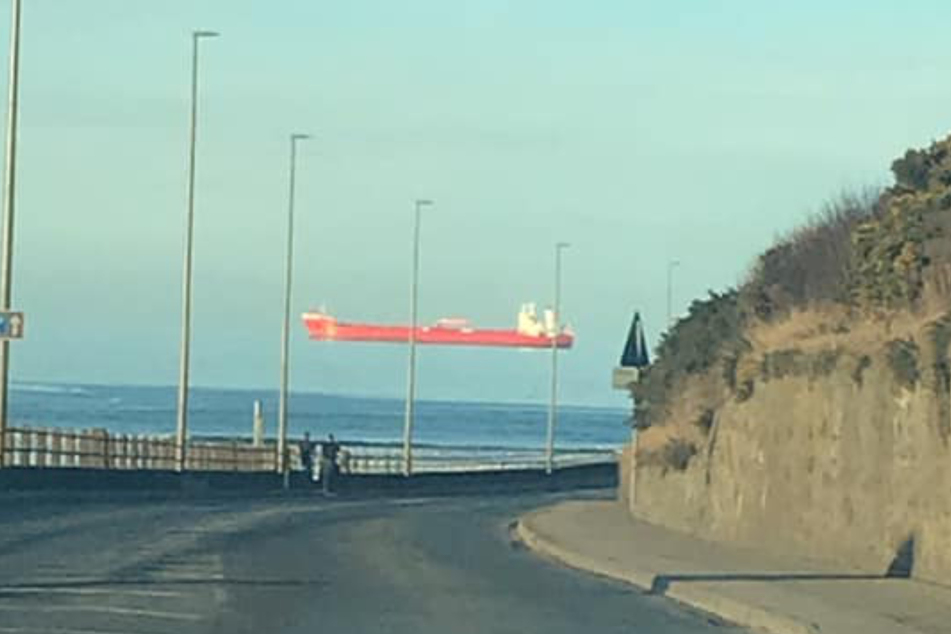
[1,426,277,472]
[0,425,617,475]
[336,442,617,475]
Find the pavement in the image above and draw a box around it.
[0,491,749,633]
[517,499,951,634]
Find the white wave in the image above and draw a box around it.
[11,383,91,396]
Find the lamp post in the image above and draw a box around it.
[175,30,219,472]
[277,133,311,479]
[0,0,23,468]
[402,198,433,476]
[545,241,570,475]
[666,259,680,328]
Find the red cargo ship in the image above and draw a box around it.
[303,303,573,349]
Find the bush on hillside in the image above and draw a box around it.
[632,290,742,428]
[632,133,951,435]
[742,190,881,320]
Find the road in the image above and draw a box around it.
[0,492,746,633]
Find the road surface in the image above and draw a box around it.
[0,492,746,633]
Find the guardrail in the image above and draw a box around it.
[1,427,278,472]
[340,443,617,475]
[0,425,617,475]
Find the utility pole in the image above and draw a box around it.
[545,241,570,475]
[666,259,680,328]
[402,198,433,476]
[277,133,310,479]
[175,30,218,472]
[0,0,23,468]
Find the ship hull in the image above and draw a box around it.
[303,313,573,349]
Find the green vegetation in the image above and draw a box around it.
[851,355,872,387]
[927,317,951,442]
[744,190,879,319]
[631,290,742,429]
[641,438,698,473]
[694,409,715,435]
[633,133,951,437]
[850,137,951,311]
[885,339,920,390]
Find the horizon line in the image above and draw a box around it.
[9,378,627,411]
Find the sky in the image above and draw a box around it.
[2,0,951,407]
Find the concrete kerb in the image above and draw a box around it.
[515,510,656,589]
[515,510,819,634]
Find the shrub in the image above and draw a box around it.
[632,290,743,428]
[694,409,715,434]
[886,339,920,389]
[662,439,698,471]
[741,189,880,320]
[851,355,872,387]
[892,148,931,191]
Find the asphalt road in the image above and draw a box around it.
[0,492,747,633]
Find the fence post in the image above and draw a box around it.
[49,429,63,467]
[130,434,138,469]
[36,429,48,467]
[27,428,38,467]
[122,434,131,469]
[71,431,81,468]
[148,436,159,469]
[114,433,123,469]
[135,434,145,469]
[164,436,174,470]
[10,428,21,466]
[99,429,111,469]
[150,436,160,470]
[78,429,91,468]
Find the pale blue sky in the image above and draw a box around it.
[3,1,951,406]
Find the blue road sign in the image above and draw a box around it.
[0,311,24,340]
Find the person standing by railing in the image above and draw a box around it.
[298,432,316,481]
[320,434,340,495]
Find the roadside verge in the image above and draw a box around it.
[516,501,951,634]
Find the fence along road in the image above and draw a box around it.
[0,424,617,476]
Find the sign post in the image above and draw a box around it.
[0,309,23,467]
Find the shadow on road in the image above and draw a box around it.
[649,571,886,595]
[649,533,919,595]
[0,576,328,595]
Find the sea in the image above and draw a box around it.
[7,382,631,452]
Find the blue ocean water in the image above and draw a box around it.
[8,383,631,451]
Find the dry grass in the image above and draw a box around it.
[636,425,675,456]
[637,370,721,459]
[746,304,948,359]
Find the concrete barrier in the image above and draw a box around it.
[0,461,617,499]
[335,462,618,497]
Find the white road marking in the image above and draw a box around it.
[0,604,203,621]
[149,573,225,582]
[0,625,139,634]
[0,627,145,634]
[389,497,436,507]
[0,586,183,598]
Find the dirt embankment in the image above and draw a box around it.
[624,136,951,586]
[628,312,951,585]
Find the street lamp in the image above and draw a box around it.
[175,29,219,472]
[277,133,311,480]
[402,198,433,476]
[545,241,570,475]
[0,0,22,468]
[666,259,680,328]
